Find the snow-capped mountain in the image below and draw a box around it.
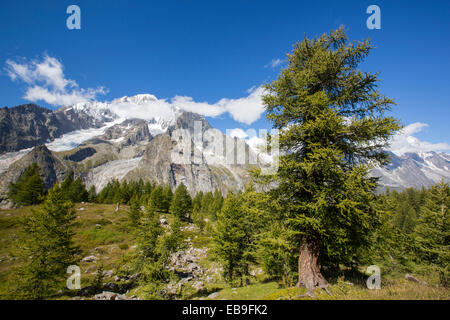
[0,94,449,209]
[371,151,450,191]
[66,93,182,136]
[0,96,264,207]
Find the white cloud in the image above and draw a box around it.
[110,96,177,122]
[103,88,267,125]
[265,58,283,69]
[171,86,266,125]
[171,96,224,118]
[389,122,450,156]
[5,55,106,106]
[228,128,250,139]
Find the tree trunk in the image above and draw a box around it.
[296,237,330,295]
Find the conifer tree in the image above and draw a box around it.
[170,183,192,221]
[414,180,450,286]
[8,163,45,206]
[192,192,203,213]
[15,185,77,299]
[162,185,173,213]
[132,206,183,298]
[210,190,224,220]
[128,195,142,228]
[148,185,165,212]
[259,220,297,287]
[59,171,89,203]
[88,185,97,203]
[70,178,89,203]
[201,192,214,215]
[214,192,257,284]
[262,27,400,292]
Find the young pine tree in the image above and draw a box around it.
[148,185,166,212]
[8,163,45,206]
[214,193,257,285]
[210,190,224,220]
[128,195,142,228]
[15,185,78,299]
[201,192,214,216]
[132,206,182,298]
[163,185,174,212]
[262,27,400,292]
[192,191,203,213]
[414,180,450,286]
[88,185,97,203]
[170,183,193,221]
[70,178,89,203]
[60,171,89,203]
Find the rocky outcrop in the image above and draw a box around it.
[0,145,70,205]
[123,112,255,195]
[371,151,450,192]
[125,133,219,194]
[102,118,153,148]
[0,103,116,154]
[93,291,139,300]
[54,104,115,132]
[0,104,63,154]
[64,147,97,162]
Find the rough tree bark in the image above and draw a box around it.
[296,237,331,296]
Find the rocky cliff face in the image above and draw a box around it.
[0,104,62,153]
[124,133,220,195]
[371,151,450,191]
[123,112,253,195]
[0,96,448,206]
[0,145,69,207]
[0,103,116,154]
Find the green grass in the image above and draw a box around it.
[202,276,449,300]
[205,282,281,300]
[0,203,135,299]
[0,204,449,300]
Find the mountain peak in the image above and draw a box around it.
[113,94,158,105]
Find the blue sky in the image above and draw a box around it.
[0,0,449,153]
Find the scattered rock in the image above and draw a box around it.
[208,292,219,299]
[405,274,420,283]
[192,281,204,292]
[82,255,98,262]
[160,217,168,226]
[181,224,199,232]
[102,270,114,277]
[77,207,86,211]
[93,291,138,300]
[250,267,263,276]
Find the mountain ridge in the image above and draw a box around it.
[0,96,449,208]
